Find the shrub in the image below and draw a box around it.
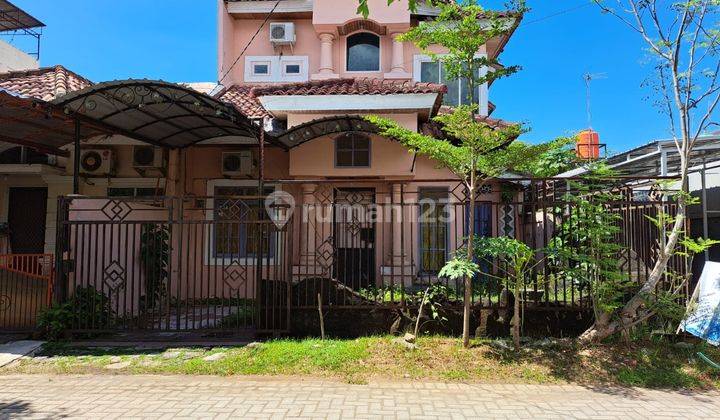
[37,286,115,340]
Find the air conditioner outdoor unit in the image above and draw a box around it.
[269,22,295,45]
[79,149,114,176]
[132,145,164,169]
[222,151,255,177]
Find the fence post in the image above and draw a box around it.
[53,196,69,304]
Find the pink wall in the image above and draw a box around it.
[312,0,410,27]
[218,0,479,85]
[184,146,289,195]
[218,0,236,82]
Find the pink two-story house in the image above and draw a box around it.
[0,0,521,334]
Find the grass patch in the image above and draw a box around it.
[3,336,719,389]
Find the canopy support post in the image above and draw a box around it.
[259,123,265,192]
[73,118,81,194]
[255,122,266,329]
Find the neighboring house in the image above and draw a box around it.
[558,136,720,277]
[0,66,92,255]
[0,0,43,73]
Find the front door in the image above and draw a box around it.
[334,188,376,290]
[8,187,48,254]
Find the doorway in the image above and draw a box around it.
[8,187,48,254]
[334,188,376,289]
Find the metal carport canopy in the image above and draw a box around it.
[0,89,107,156]
[52,79,263,148]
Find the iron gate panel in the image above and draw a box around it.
[55,196,292,334]
[0,254,54,331]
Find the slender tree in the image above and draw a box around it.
[367,109,562,348]
[364,0,549,348]
[580,0,720,342]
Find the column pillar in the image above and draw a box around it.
[382,182,414,286]
[385,32,411,79]
[312,33,340,80]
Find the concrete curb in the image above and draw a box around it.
[0,340,45,368]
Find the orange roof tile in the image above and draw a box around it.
[0,65,92,101]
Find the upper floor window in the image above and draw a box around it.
[244,56,308,82]
[335,133,370,167]
[418,60,481,107]
[346,32,380,72]
[252,62,270,75]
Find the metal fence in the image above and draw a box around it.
[55,196,290,334]
[0,254,54,331]
[290,179,687,312]
[53,178,687,334]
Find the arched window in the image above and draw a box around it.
[346,32,380,72]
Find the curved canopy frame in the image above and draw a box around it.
[52,80,263,149]
[276,115,379,149]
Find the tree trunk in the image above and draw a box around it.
[414,286,430,337]
[513,277,521,350]
[463,181,476,348]
[462,68,478,350]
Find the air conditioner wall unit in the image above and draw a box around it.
[222,151,256,177]
[79,149,114,176]
[269,22,295,45]
[132,145,165,169]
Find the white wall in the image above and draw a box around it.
[0,40,39,73]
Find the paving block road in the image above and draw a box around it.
[1,374,719,419]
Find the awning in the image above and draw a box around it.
[0,90,106,156]
[0,0,44,31]
[274,115,379,149]
[558,136,720,179]
[52,80,263,149]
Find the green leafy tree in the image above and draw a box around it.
[366,110,562,348]
[546,165,634,329]
[579,0,720,342]
[365,0,556,348]
[448,236,538,350]
[527,143,581,178]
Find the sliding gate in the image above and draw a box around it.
[55,196,291,335]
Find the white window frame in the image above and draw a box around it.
[251,61,271,76]
[244,56,309,82]
[99,178,167,194]
[344,31,382,73]
[282,60,303,76]
[205,179,280,266]
[413,54,489,116]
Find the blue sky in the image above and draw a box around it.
[9,0,667,152]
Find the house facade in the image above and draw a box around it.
[0,1,535,333]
